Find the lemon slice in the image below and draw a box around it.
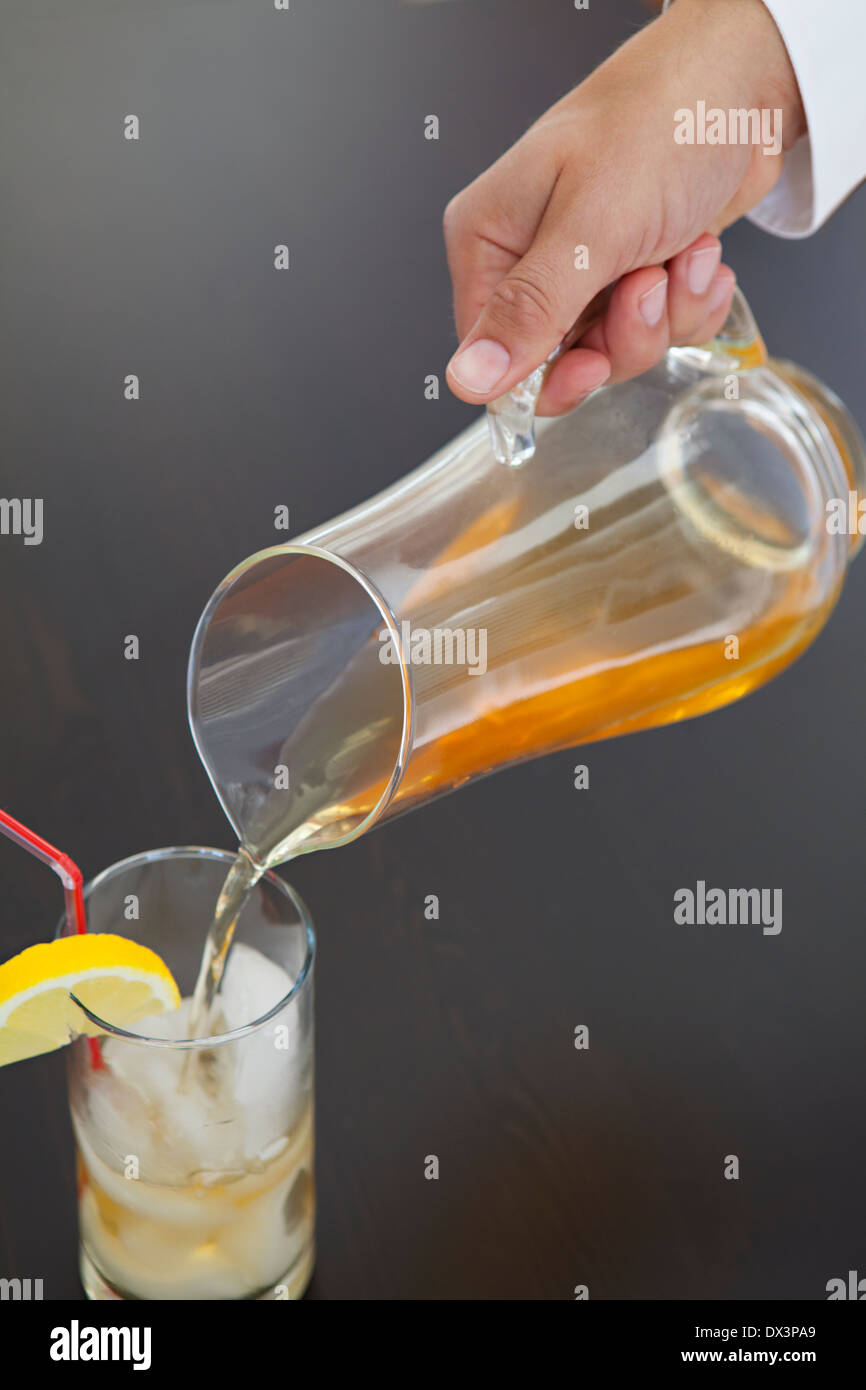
[0,934,180,1066]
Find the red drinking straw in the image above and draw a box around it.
[0,808,102,1068]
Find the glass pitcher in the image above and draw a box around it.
[188,290,866,868]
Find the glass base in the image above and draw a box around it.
[79,1242,315,1301]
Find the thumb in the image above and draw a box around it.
[445,184,613,402]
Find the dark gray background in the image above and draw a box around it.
[0,0,864,1300]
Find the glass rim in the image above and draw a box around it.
[55,845,315,1050]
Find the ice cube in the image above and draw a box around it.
[218,943,303,1161]
[219,942,295,1032]
[89,945,302,1178]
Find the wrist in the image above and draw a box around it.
[663,0,806,148]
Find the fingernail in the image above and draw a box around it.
[638,279,667,327]
[709,271,735,312]
[688,244,721,296]
[448,338,511,394]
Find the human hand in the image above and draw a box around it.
[444,0,806,415]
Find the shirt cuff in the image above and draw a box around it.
[747,0,866,237]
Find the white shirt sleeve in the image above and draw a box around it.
[747,0,866,237]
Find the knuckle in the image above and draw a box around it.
[488,269,556,335]
[442,193,467,240]
[675,324,716,351]
[669,313,706,348]
[630,341,669,375]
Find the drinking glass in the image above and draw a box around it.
[61,846,315,1301]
